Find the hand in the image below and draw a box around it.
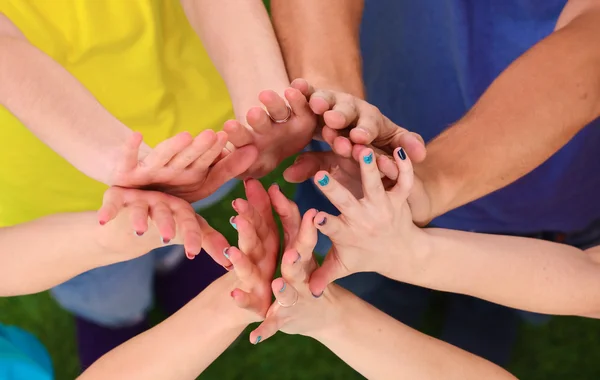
[108,130,258,202]
[226,179,281,321]
[283,150,398,200]
[246,206,343,343]
[291,79,427,164]
[97,186,232,268]
[306,147,430,296]
[223,81,318,178]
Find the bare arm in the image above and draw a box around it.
[79,273,248,380]
[181,0,290,120]
[409,230,600,318]
[417,1,600,220]
[271,0,365,96]
[312,286,515,380]
[0,13,139,185]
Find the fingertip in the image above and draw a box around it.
[332,136,353,158]
[313,211,328,228]
[246,106,267,125]
[323,110,347,129]
[313,170,331,188]
[271,277,286,295]
[309,97,330,115]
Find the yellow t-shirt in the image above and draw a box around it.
[0,0,233,226]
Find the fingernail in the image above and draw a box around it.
[231,199,237,211]
[317,174,330,187]
[312,291,324,298]
[99,220,106,226]
[294,155,304,164]
[279,282,286,292]
[229,216,237,230]
[397,148,407,160]
[134,230,144,237]
[223,247,230,259]
[185,251,194,260]
[161,237,170,244]
[230,290,235,298]
[243,177,253,188]
[363,152,374,164]
[317,217,327,226]
[294,252,301,264]
[225,264,233,271]
[254,336,262,344]
[355,127,369,135]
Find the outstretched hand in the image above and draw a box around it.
[108,130,258,203]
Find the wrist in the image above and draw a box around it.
[306,285,352,342]
[196,272,251,329]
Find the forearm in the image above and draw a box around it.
[0,15,137,184]
[312,286,513,380]
[181,0,290,120]
[0,212,163,296]
[418,8,600,218]
[271,0,365,96]
[408,228,600,317]
[80,274,247,380]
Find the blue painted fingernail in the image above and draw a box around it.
[363,152,374,164]
[312,291,324,298]
[223,247,230,259]
[255,336,262,344]
[280,282,286,292]
[317,217,327,226]
[294,252,301,264]
[317,174,330,187]
[397,148,407,160]
[229,216,237,230]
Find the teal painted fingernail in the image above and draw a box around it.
[397,148,407,160]
[317,174,329,187]
[280,282,286,292]
[363,152,374,164]
[223,247,230,259]
[255,336,262,344]
[229,216,237,230]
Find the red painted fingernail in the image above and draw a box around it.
[185,251,195,260]
[135,230,144,237]
[225,264,233,271]
[230,290,235,298]
[99,220,106,226]
[161,237,170,244]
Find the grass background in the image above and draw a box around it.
[3,1,600,378]
[2,163,600,379]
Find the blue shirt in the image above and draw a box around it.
[325,0,600,234]
[0,324,53,380]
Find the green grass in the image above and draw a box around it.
[2,161,600,379]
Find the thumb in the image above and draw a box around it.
[308,249,346,296]
[283,152,334,183]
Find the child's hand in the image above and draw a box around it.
[97,187,231,268]
[108,130,258,203]
[222,83,317,178]
[306,147,430,296]
[226,179,281,322]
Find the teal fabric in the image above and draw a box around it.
[0,324,53,380]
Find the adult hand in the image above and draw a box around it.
[227,179,281,320]
[306,147,430,296]
[291,79,426,163]
[223,81,318,178]
[96,187,231,268]
[108,130,258,202]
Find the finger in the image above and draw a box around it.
[320,125,341,147]
[358,148,387,203]
[171,205,203,258]
[232,198,270,248]
[115,132,144,173]
[128,200,150,236]
[230,288,262,315]
[250,315,280,345]
[149,202,176,242]
[284,87,312,119]
[187,131,228,172]
[331,135,353,158]
[282,209,319,283]
[283,151,340,184]
[195,214,232,268]
[143,132,193,168]
[268,184,301,249]
[246,106,273,134]
[98,187,125,225]
[309,90,336,115]
[167,129,217,169]
[233,215,262,261]
[223,119,254,148]
[312,211,345,243]
[201,145,259,197]
[309,251,344,296]
[226,246,260,285]
[244,178,276,238]
[290,78,315,98]
[376,154,399,181]
[389,148,414,204]
[322,98,358,130]
[259,90,290,122]
[272,277,300,308]
[313,170,361,218]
